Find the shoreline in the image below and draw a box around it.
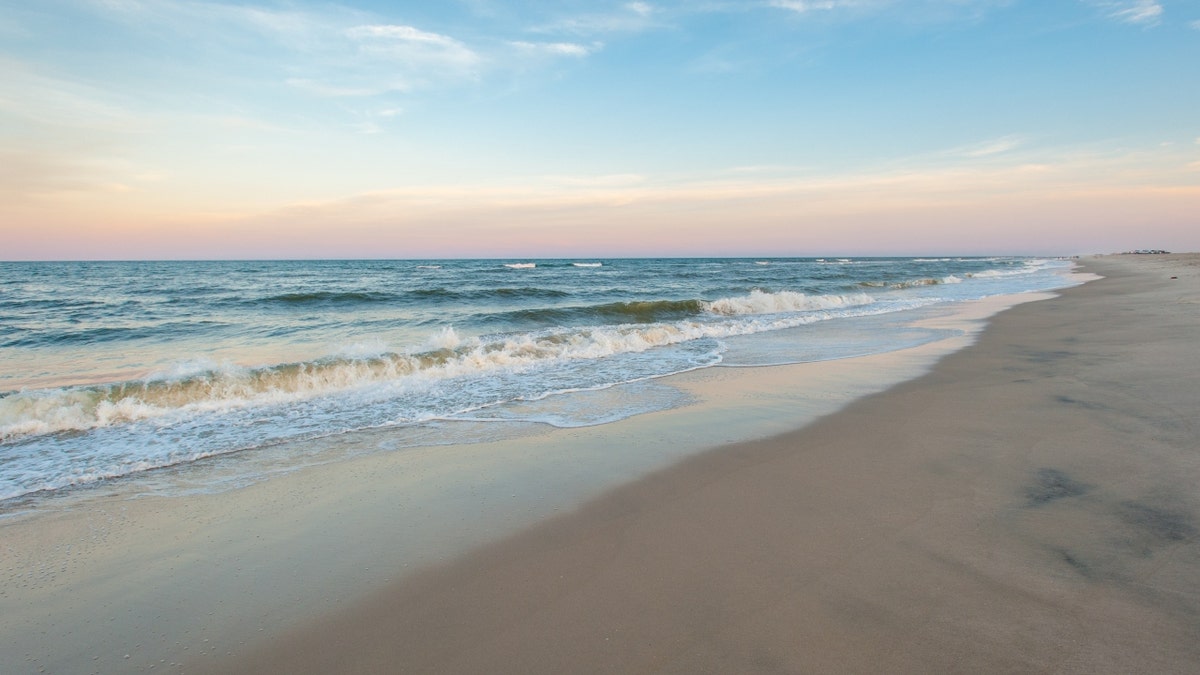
[6,256,1192,673]
[1,295,1037,674]
[219,253,1199,673]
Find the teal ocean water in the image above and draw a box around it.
[0,257,1079,505]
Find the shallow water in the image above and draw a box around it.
[0,257,1080,504]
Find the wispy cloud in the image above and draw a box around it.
[344,24,480,69]
[207,141,1198,258]
[509,41,597,57]
[1087,0,1163,25]
[81,0,614,102]
[340,23,481,90]
[344,106,405,135]
[0,59,140,132]
[763,0,1014,24]
[628,2,654,17]
[532,2,661,36]
[86,0,342,50]
[956,135,1027,158]
[768,0,866,13]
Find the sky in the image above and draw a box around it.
[1,0,1198,259]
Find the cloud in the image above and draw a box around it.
[532,3,661,36]
[204,143,1198,258]
[0,59,139,132]
[957,135,1027,158]
[346,107,406,135]
[10,138,1197,258]
[768,0,864,12]
[1088,0,1163,25]
[0,146,144,200]
[627,2,654,16]
[86,0,338,50]
[763,0,1012,23]
[345,23,481,69]
[81,0,623,100]
[347,24,454,44]
[509,41,596,57]
[82,1,482,96]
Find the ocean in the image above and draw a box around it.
[0,257,1080,507]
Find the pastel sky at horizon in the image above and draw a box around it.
[2,0,1198,260]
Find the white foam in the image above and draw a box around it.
[703,290,873,316]
[334,339,391,360]
[0,257,1087,504]
[0,296,882,444]
[967,259,1049,279]
[418,326,464,351]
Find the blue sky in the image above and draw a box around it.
[2,0,1198,258]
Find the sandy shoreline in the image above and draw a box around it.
[4,254,1197,673]
[217,253,1200,674]
[1,295,1033,674]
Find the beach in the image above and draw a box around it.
[3,253,1198,673]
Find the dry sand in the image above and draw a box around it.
[214,254,1200,674]
[4,254,1197,674]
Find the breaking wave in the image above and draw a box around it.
[0,289,876,443]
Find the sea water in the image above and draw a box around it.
[0,257,1080,505]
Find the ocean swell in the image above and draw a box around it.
[0,289,877,443]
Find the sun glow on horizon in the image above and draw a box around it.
[2,0,1197,259]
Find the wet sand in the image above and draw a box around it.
[4,255,1196,674]
[216,254,1200,674]
[2,292,1027,675]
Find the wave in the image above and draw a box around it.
[487,287,570,299]
[856,276,963,290]
[262,287,573,305]
[425,287,572,303]
[487,290,874,326]
[0,290,878,443]
[2,320,228,349]
[262,291,399,305]
[572,262,602,268]
[2,298,105,311]
[703,289,872,315]
[964,263,1044,279]
[504,263,536,269]
[492,299,706,326]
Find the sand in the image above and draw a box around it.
[3,254,1197,674]
[217,254,1200,674]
